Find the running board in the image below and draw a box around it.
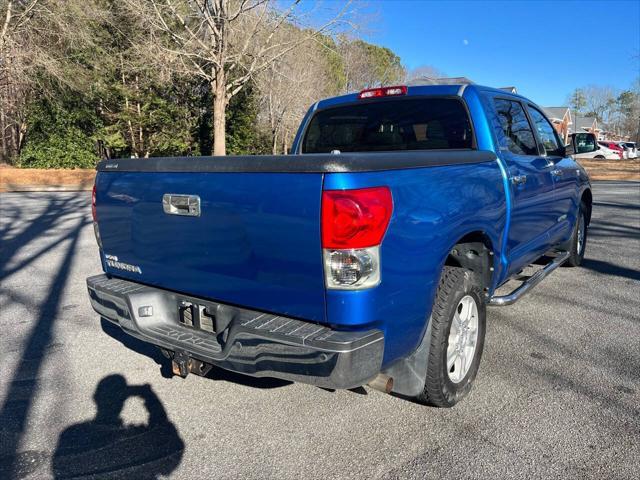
[489,252,570,306]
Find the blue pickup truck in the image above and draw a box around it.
[87,84,597,407]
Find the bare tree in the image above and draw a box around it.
[338,36,405,93]
[567,88,587,113]
[404,65,445,84]
[130,0,351,155]
[1,0,42,160]
[568,81,640,141]
[256,28,330,154]
[0,0,101,162]
[582,85,617,123]
[617,79,640,142]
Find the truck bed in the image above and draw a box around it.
[95,150,496,323]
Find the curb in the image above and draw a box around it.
[0,184,93,193]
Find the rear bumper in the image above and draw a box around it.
[86,274,384,389]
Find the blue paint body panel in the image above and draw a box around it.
[96,172,326,321]
[323,163,505,364]
[95,84,592,370]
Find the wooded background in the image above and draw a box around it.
[1,0,638,168]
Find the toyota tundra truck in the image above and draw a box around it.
[86,84,597,407]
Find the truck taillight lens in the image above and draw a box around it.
[91,184,102,249]
[322,187,392,289]
[92,184,97,222]
[322,187,392,249]
[323,246,380,289]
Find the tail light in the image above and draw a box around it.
[92,184,102,249]
[358,85,407,100]
[321,187,393,290]
[91,184,97,222]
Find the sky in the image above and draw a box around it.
[363,0,640,106]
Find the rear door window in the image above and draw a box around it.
[302,98,473,153]
[527,106,563,157]
[493,99,538,156]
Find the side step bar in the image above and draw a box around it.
[489,251,570,306]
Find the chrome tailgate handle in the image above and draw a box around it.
[162,194,201,217]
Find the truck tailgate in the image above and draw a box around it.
[95,171,325,321]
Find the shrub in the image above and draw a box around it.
[18,98,100,169]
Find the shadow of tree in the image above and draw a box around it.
[581,258,640,282]
[593,201,640,212]
[0,193,90,279]
[587,218,640,242]
[52,375,184,479]
[0,192,90,479]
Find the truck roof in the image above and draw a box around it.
[315,83,531,111]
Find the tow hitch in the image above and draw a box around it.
[170,350,212,378]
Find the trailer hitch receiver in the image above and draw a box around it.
[171,351,191,377]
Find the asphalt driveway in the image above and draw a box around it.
[1,182,638,479]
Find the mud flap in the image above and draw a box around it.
[381,317,433,397]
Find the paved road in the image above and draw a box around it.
[1,182,639,480]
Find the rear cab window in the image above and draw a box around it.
[301,98,473,153]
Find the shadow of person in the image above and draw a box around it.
[52,375,184,479]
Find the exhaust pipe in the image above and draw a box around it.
[368,374,393,394]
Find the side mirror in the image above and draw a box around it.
[566,132,598,156]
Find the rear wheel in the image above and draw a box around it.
[414,266,486,407]
[566,204,588,267]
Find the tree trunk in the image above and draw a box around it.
[120,55,137,157]
[135,75,144,155]
[212,77,226,156]
[0,104,6,161]
[271,129,278,155]
[17,121,25,154]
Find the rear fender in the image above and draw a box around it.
[323,161,506,366]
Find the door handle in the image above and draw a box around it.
[511,175,527,185]
[162,194,201,217]
[551,169,563,177]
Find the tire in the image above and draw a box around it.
[595,155,605,159]
[565,203,588,267]
[414,266,486,407]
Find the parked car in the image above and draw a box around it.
[87,84,596,407]
[574,141,620,160]
[621,142,637,159]
[599,141,624,159]
[614,142,629,159]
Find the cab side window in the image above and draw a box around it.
[527,106,563,156]
[493,99,538,156]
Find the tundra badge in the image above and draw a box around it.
[105,254,142,274]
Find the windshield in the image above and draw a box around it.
[302,98,473,153]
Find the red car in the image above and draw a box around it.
[599,141,623,159]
